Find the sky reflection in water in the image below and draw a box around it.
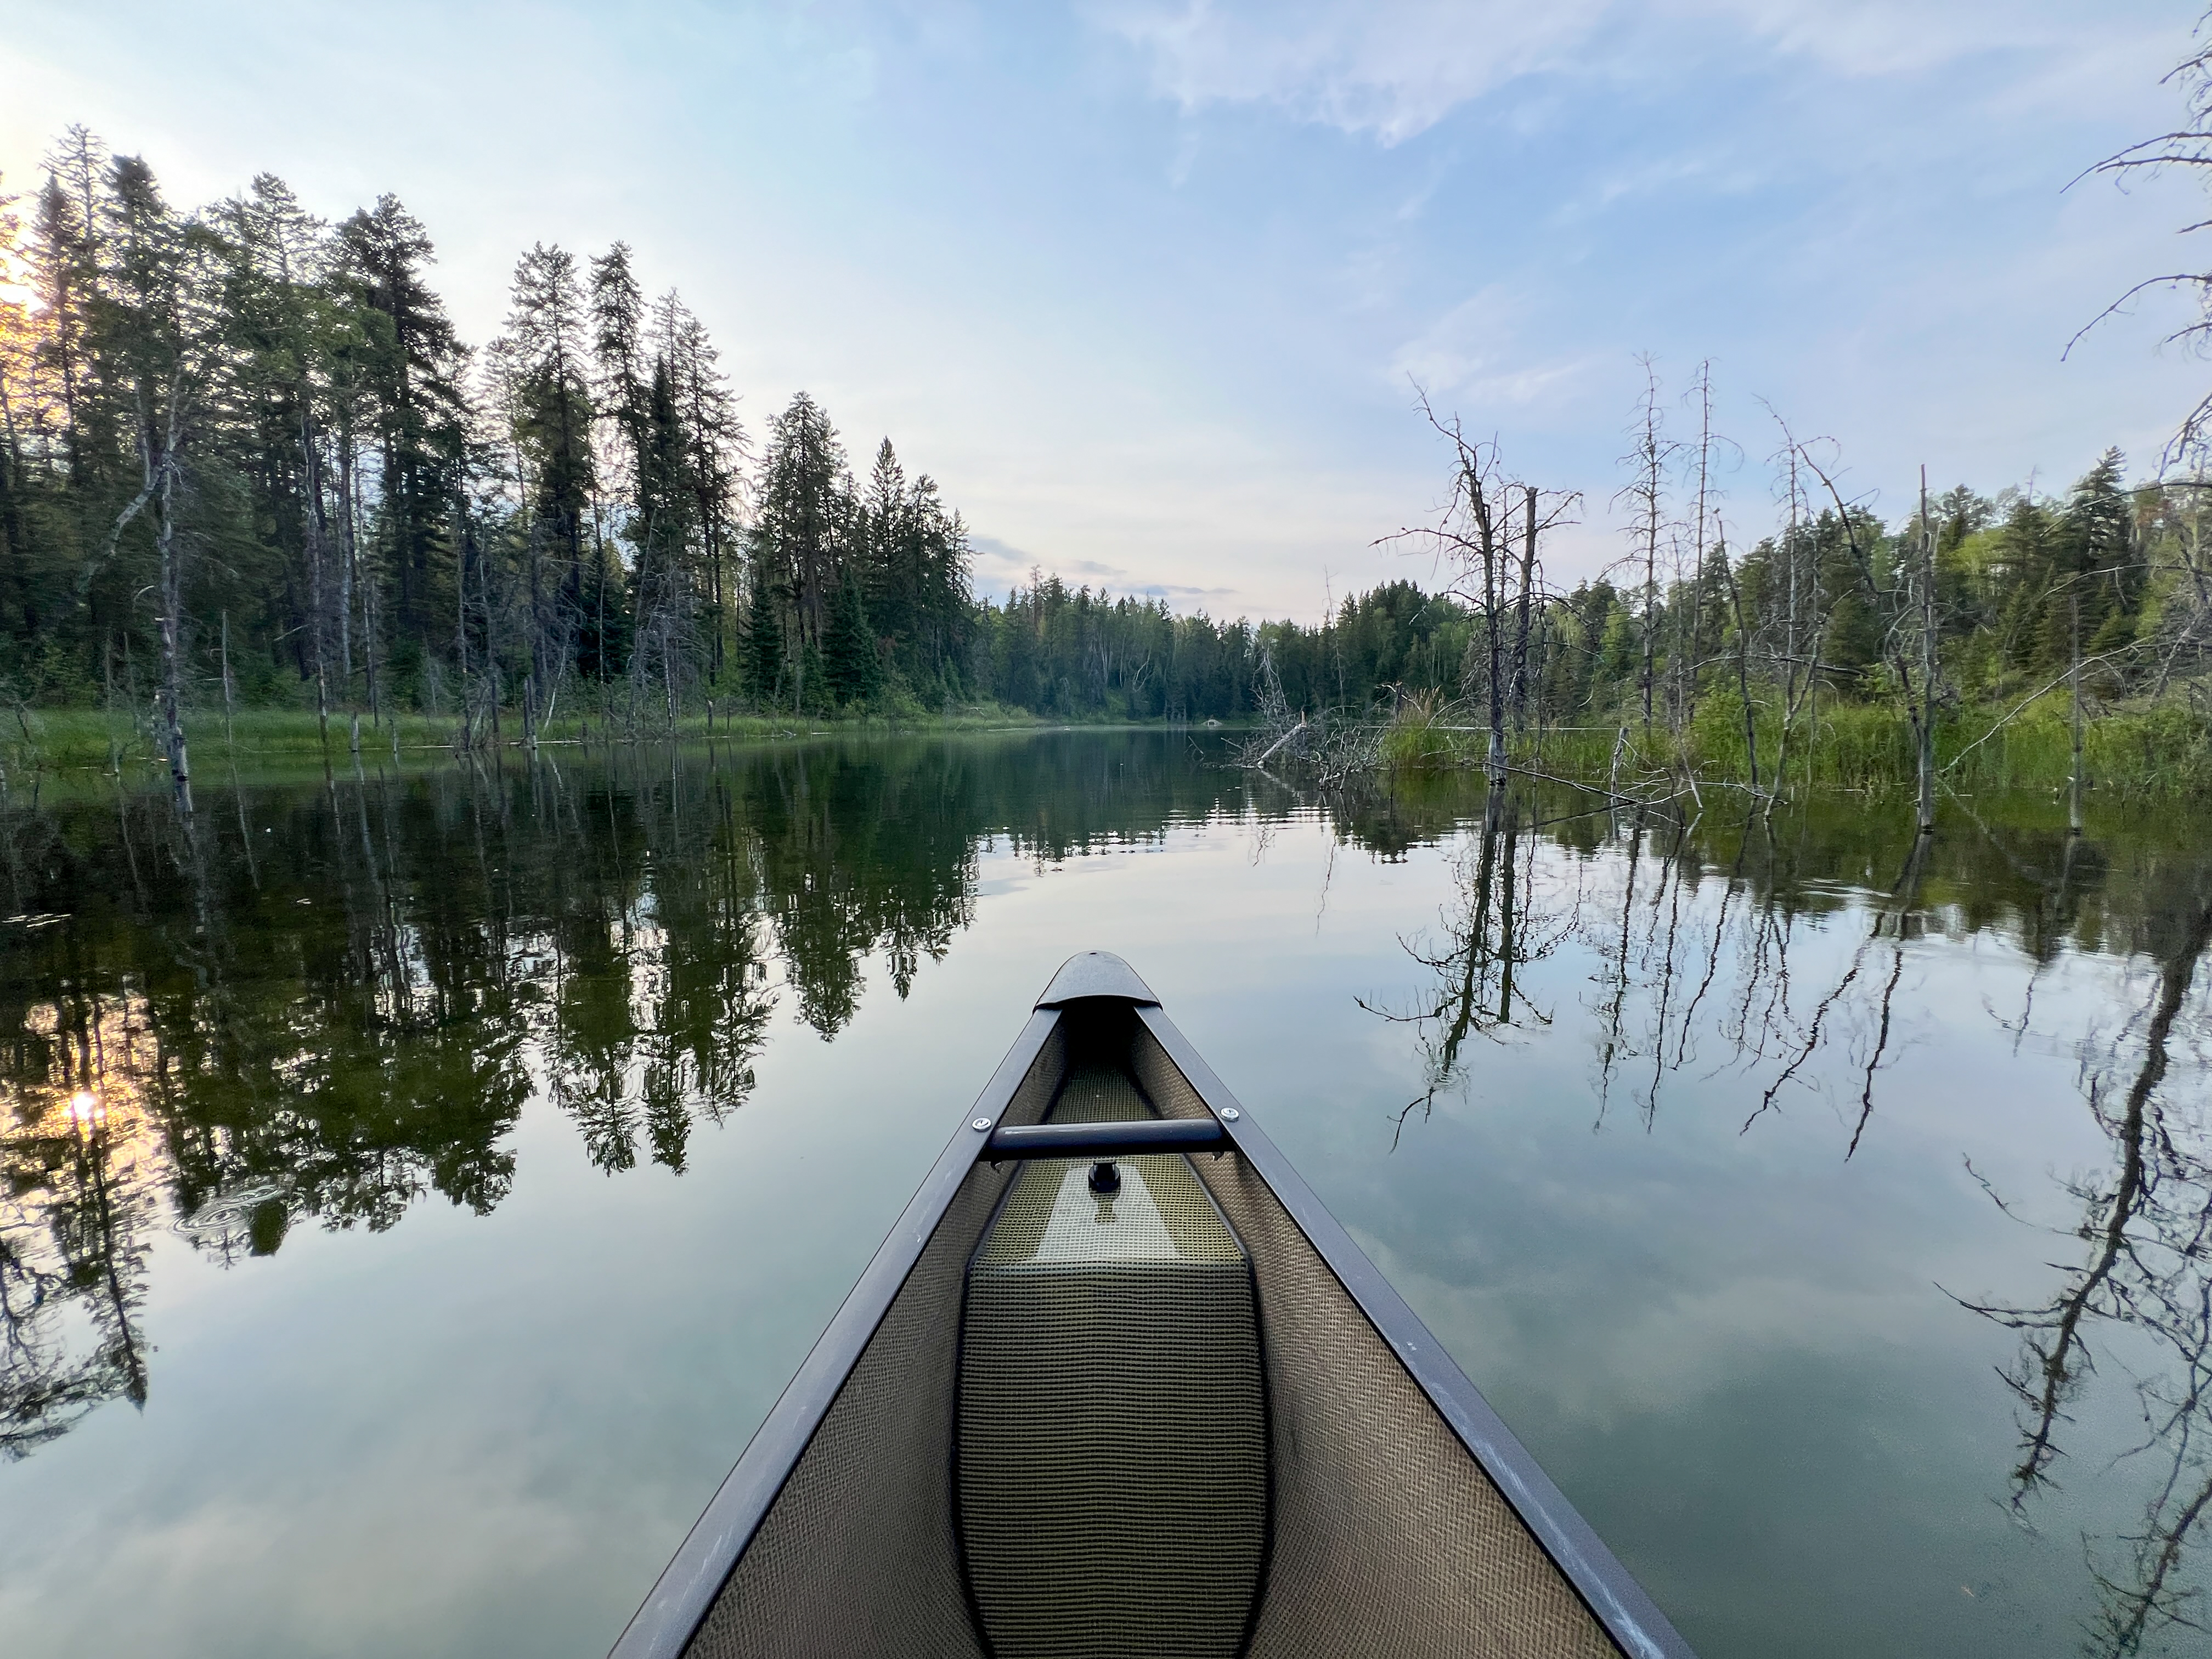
[0,730,2207,1658]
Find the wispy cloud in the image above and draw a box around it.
[1389,286,1601,413]
[1091,0,2157,144]
[1091,0,1608,146]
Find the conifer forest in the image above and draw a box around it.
[13,13,2212,1659]
[0,126,2208,798]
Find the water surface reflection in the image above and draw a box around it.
[0,733,2207,1657]
[1370,778,2212,1655]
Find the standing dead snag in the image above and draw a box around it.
[1917,467,1938,836]
[1616,359,1677,743]
[1382,392,1573,783]
[1512,486,1536,738]
[1715,516,1761,797]
[151,408,191,814]
[1678,362,1723,743]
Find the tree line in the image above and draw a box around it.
[2,127,2207,788]
[0,129,979,763]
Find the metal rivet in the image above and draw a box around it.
[971,1118,992,1131]
[1221,1108,1240,1122]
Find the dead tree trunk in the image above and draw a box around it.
[219,610,234,752]
[153,444,191,815]
[1719,521,1761,795]
[1475,473,1506,786]
[2070,593,2086,836]
[1917,468,1938,836]
[1511,486,1536,735]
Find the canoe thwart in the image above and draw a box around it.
[983,1118,1227,1160]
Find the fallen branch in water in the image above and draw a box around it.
[1248,718,1308,768]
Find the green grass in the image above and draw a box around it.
[14,691,2204,800]
[0,701,1064,777]
[1512,693,2212,799]
[1325,691,2212,800]
[1378,692,1464,773]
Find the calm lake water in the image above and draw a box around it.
[2,730,2208,1658]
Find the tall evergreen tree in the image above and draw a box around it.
[824,568,880,705]
[754,392,845,649]
[628,356,699,720]
[499,242,594,727]
[654,290,742,682]
[744,565,784,707]
[336,194,469,657]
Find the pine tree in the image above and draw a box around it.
[744,567,784,708]
[799,635,827,715]
[337,194,469,654]
[824,569,881,705]
[628,356,699,719]
[589,242,647,476]
[95,151,217,804]
[500,242,595,728]
[654,290,742,683]
[754,392,846,650]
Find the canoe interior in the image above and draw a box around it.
[960,1060,1268,1656]
[670,995,1638,1659]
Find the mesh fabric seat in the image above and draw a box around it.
[958,1132,1268,1658]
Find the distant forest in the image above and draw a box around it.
[0,126,2204,753]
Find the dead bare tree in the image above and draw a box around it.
[1781,432,1947,827]
[1678,362,1719,740]
[1381,391,1576,786]
[1616,359,1679,746]
[2070,13,2212,475]
[1760,409,1827,809]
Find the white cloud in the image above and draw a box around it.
[1677,0,2114,81]
[1091,0,2168,144]
[1390,286,1601,413]
[1091,0,1610,145]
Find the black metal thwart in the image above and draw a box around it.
[984,1119,1226,1161]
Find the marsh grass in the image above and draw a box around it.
[1378,692,1463,774]
[0,702,1052,776]
[1356,691,2212,800]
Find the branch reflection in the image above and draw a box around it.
[1372,778,2212,1655]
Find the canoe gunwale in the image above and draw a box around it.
[1134,1001,1696,1659]
[605,1006,1060,1659]
[607,956,1699,1659]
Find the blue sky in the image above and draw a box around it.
[4,1,2204,617]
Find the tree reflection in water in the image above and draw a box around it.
[1962,861,2212,1656]
[1370,776,2212,1655]
[8,740,2212,1652]
[0,736,1247,1464]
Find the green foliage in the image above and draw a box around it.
[823,571,882,706]
[744,571,784,708]
[2,127,2207,793]
[1378,691,1462,772]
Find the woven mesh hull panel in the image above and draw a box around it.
[959,1138,1267,1658]
[1127,1025,1623,1659]
[682,1023,1066,1659]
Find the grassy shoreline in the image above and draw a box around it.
[0,703,1248,778]
[1377,694,2212,799]
[10,693,2206,802]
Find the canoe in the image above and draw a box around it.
[610,952,1695,1659]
